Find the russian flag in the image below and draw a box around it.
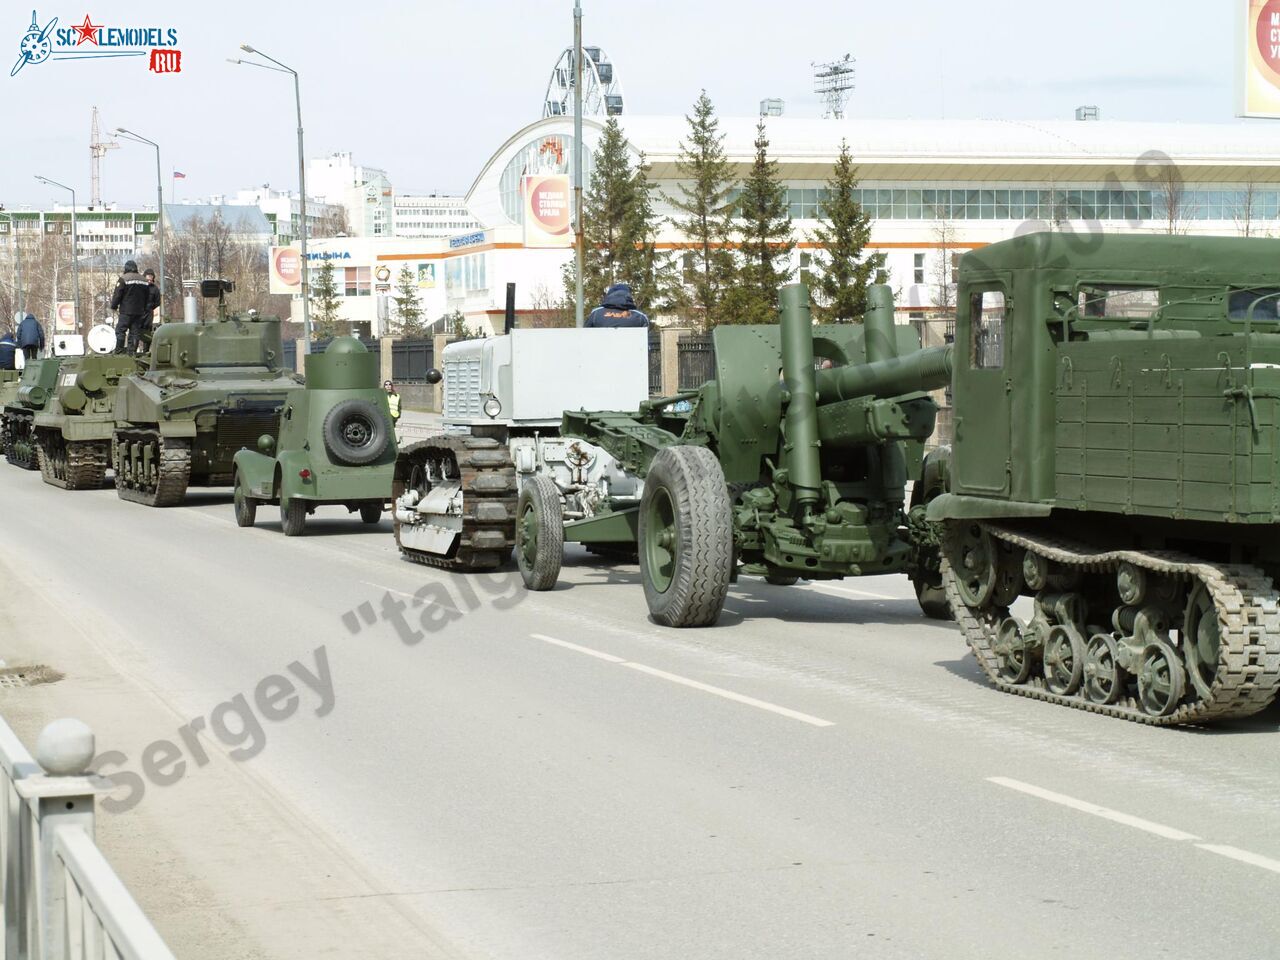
[173,171,186,180]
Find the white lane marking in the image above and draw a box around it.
[530,633,626,663]
[987,777,1200,841]
[1196,844,1280,875]
[531,634,834,727]
[804,582,899,601]
[361,581,419,600]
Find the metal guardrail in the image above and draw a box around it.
[0,716,175,960]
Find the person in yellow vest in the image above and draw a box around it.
[384,380,401,424]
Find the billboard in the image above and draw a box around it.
[269,246,302,295]
[417,263,436,289]
[522,174,572,248]
[54,301,76,333]
[1239,0,1280,117]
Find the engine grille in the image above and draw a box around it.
[215,411,280,449]
[443,357,483,419]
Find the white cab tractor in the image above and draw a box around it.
[391,327,649,575]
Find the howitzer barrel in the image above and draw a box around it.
[815,344,953,406]
[779,283,823,510]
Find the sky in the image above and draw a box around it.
[0,0,1252,209]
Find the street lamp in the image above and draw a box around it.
[0,207,23,323]
[229,44,311,350]
[116,127,165,315]
[33,175,79,334]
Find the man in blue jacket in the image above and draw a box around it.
[0,332,15,370]
[16,313,43,361]
[586,282,649,328]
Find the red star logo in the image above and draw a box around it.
[72,15,100,45]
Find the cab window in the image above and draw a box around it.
[1228,288,1280,322]
[969,290,1005,370]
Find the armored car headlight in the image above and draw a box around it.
[483,397,502,418]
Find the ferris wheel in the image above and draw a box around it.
[542,45,624,119]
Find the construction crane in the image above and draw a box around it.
[89,106,118,208]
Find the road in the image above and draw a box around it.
[1,462,1278,960]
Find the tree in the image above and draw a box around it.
[669,91,737,329]
[310,259,344,337]
[390,265,427,337]
[809,141,884,322]
[930,219,958,319]
[725,118,794,324]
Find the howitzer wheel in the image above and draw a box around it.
[516,474,563,592]
[359,503,382,524]
[638,445,732,628]
[112,428,191,507]
[764,571,800,587]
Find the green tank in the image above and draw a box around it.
[110,280,303,507]
[2,358,62,470]
[930,232,1280,725]
[232,336,396,535]
[33,353,142,489]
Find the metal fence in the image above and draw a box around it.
[283,337,380,373]
[648,330,662,395]
[677,334,716,391]
[1,717,175,960]
[391,339,435,382]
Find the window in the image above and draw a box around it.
[344,266,371,297]
[799,251,813,286]
[913,253,925,284]
[970,290,1005,370]
[1077,286,1158,320]
[1228,288,1280,322]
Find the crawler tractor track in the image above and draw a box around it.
[3,411,38,470]
[35,432,109,490]
[112,428,192,507]
[944,523,1280,726]
[393,435,516,571]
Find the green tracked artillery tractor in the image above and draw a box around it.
[512,282,954,626]
[930,232,1280,725]
[2,357,62,470]
[232,336,397,535]
[34,348,142,490]
[111,279,303,507]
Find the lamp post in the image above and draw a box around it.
[34,175,79,335]
[229,45,311,350]
[572,0,585,327]
[116,128,165,316]
[0,207,22,322]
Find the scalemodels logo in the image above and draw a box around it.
[10,9,181,77]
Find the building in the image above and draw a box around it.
[163,204,275,246]
[393,194,481,239]
[219,188,343,246]
[0,205,158,262]
[306,152,394,238]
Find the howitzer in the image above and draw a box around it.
[518,282,953,627]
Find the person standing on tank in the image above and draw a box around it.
[585,282,649,328]
[109,259,152,355]
[139,268,162,352]
[0,330,17,369]
[15,312,44,361]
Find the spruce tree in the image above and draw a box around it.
[669,90,736,329]
[390,265,426,337]
[810,141,885,322]
[310,259,344,338]
[725,118,794,324]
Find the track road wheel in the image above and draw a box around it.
[233,482,257,528]
[1043,624,1085,696]
[993,617,1036,684]
[1138,640,1186,717]
[1083,634,1127,705]
[1182,582,1221,700]
[516,474,563,591]
[949,522,998,608]
[359,503,382,524]
[281,498,307,537]
[639,446,732,628]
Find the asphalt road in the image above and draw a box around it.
[1,463,1278,960]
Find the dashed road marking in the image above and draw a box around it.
[530,633,835,727]
[1196,844,1280,875]
[987,776,1200,840]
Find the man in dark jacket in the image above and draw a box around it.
[15,313,43,361]
[140,268,162,351]
[0,332,16,370]
[586,282,649,328]
[110,259,152,354]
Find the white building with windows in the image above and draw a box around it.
[393,195,481,239]
[307,152,394,238]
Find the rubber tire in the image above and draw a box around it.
[915,581,952,621]
[281,498,307,537]
[359,503,382,524]
[764,572,800,586]
[639,445,732,628]
[322,399,390,467]
[233,482,257,528]
[516,474,563,591]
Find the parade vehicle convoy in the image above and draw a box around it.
[111,279,303,507]
[932,232,1280,725]
[2,357,63,470]
[232,336,397,535]
[394,284,952,627]
[34,325,141,490]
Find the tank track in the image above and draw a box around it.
[943,523,1280,726]
[112,428,192,507]
[3,411,38,470]
[35,432,109,490]
[393,435,516,571]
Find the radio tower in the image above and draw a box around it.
[89,106,118,208]
[812,54,855,119]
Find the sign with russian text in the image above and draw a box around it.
[522,174,571,248]
[1239,0,1280,117]
[269,246,301,295]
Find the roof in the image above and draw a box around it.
[163,204,272,234]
